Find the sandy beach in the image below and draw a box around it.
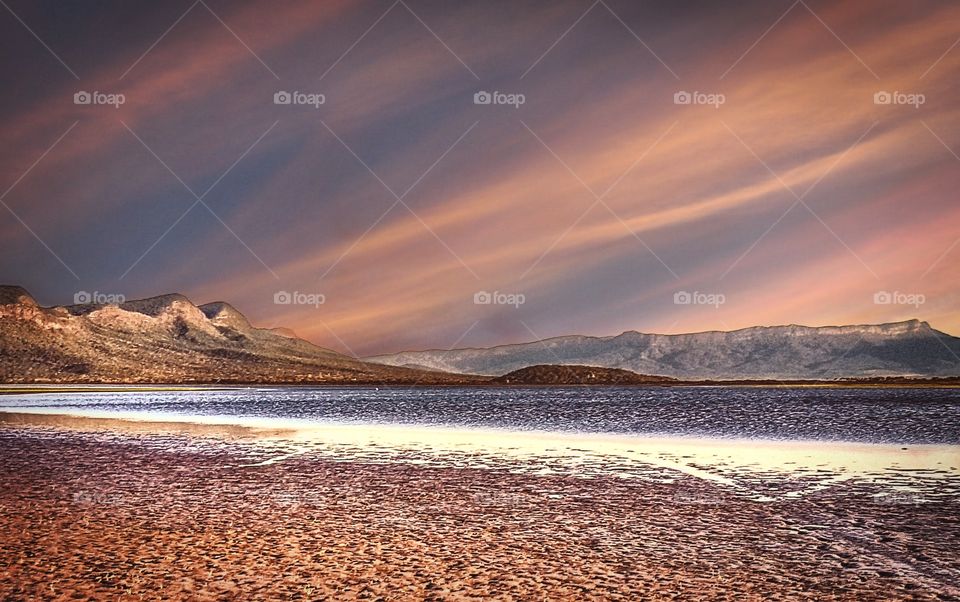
[1,413,959,601]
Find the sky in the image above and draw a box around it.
[0,0,958,356]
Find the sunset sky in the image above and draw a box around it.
[1,0,958,355]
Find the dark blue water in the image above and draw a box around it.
[2,386,959,444]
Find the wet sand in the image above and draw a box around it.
[1,414,959,600]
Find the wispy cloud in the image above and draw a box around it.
[1,0,958,353]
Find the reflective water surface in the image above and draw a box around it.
[2,386,959,502]
[2,386,959,442]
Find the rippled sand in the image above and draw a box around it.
[1,413,959,600]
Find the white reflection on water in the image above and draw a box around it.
[2,405,958,502]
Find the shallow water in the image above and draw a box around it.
[2,386,959,502]
[2,386,959,442]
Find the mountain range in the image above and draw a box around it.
[3,284,959,383]
[0,285,468,384]
[366,320,960,380]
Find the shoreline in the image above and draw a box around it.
[0,385,241,395]
[2,410,957,497]
[1,414,959,599]
[3,379,960,393]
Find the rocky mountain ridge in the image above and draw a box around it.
[366,320,960,379]
[0,285,468,384]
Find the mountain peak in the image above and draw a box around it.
[118,294,193,317]
[0,285,37,306]
[851,319,931,335]
[269,326,300,339]
[198,302,252,331]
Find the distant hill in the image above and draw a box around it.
[491,365,677,385]
[0,285,474,385]
[367,321,960,380]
